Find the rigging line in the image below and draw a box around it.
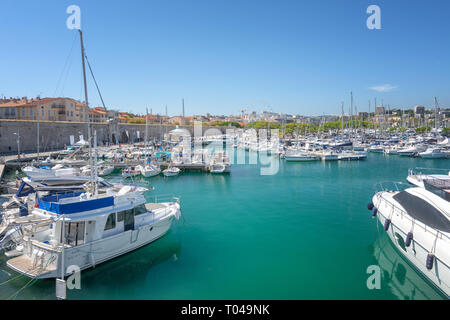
[53,33,77,97]
[59,50,75,98]
[85,55,107,111]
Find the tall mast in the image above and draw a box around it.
[434,97,439,131]
[37,96,40,161]
[350,92,353,138]
[374,97,377,137]
[145,107,149,149]
[341,102,344,134]
[79,30,93,186]
[182,99,185,125]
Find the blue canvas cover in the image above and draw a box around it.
[38,193,114,214]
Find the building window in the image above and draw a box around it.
[30,109,33,117]
[5,108,9,116]
[22,109,25,117]
[104,213,116,230]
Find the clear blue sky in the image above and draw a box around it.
[1,0,449,116]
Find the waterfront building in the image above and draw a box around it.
[0,97,81,121]
[375,106,385,115]
[414,105,425,118]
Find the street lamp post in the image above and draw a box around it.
[13,130,20,160]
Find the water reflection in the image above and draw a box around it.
[0,233,181,300]
[373,232,444,300]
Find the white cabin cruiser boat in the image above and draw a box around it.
[23,165,80,179]
[397,144,427,156]
[284,151,319,162]
[163,167,181,177]
[139,163,161,177]
[209,163,228,173]
[98,165,115,176]
[122,166,141,178]
[338,151,367,161]
[6,186,181,279]
[368,145,384,153]
[320,150,339,161]
[368,180,450,297]
[407,168,450,188]
[419,147,448,159]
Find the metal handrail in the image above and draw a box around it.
[374,181,410,193]
[409,167,450,177]
[150,194,180,204]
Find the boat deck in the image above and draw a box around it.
[145,203,167,211]
[7,255,56,278]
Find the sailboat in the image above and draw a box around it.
[138,108,161,177]
[5,29,182,279]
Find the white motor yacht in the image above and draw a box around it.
[6,186,181,279]
[284,151,318,162]
[122,166,141,178]
[419,147,448,159]
[139,163,161,177]
[163,167,181,177]
[368,179,450,297]
[407,168,450,188]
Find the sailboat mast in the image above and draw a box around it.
[37,96,40,161]
[79,30,94,185]
[145,107,149,152]
[434,97,438,131]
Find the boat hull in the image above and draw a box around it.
[373,194,450,298]
[285,156,318,162]
[7,215,175,279]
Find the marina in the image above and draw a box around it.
[2,0,450,305]
[0,147,448,299]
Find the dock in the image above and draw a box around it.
[113,162,209,172]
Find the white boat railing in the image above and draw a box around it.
[373,182,450,242]
[150,194,180,204]
[373,191,450,242]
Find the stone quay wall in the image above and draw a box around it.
[0,120,233,154]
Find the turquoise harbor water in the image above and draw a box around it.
[0,152,448,300]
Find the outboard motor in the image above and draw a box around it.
[0,227,23,251]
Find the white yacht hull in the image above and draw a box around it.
[141,169,161,177]
[373,193,450,298]
[285,156,318,162]
[420,153,448,159]
[7,215,175,279]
